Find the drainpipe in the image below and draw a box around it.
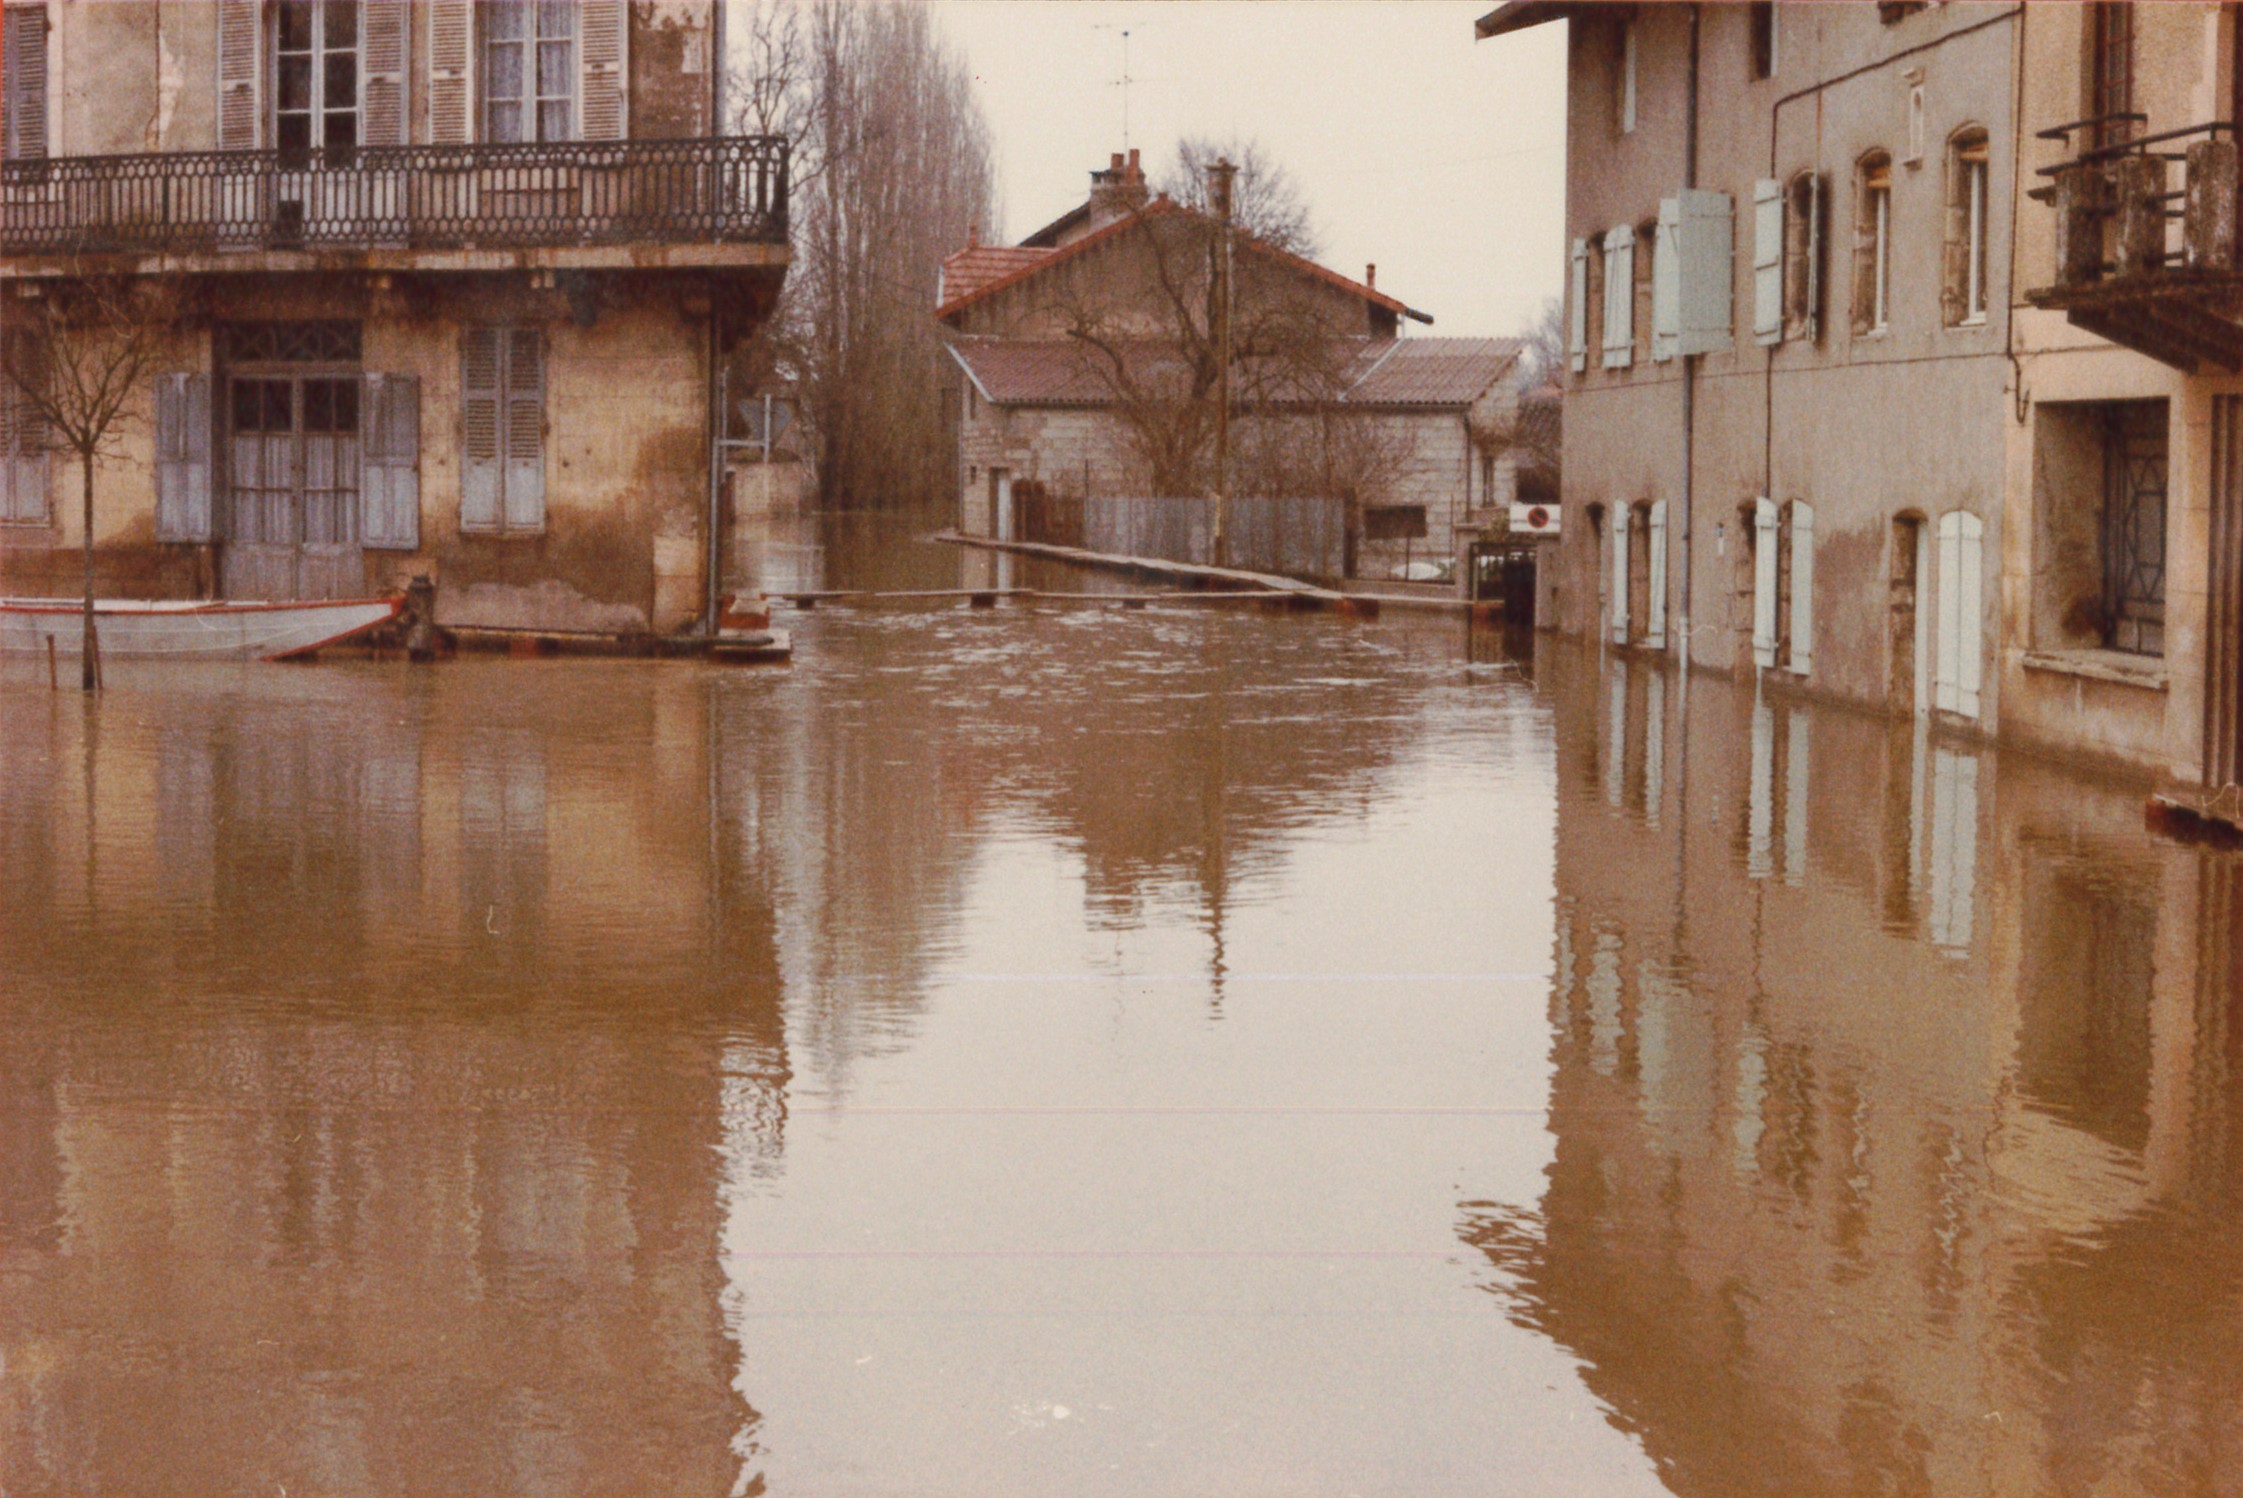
[1679,3,1700,664]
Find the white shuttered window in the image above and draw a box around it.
[1602,226,1635,369]
[1569,239,1589,373]
[461,328,546,534]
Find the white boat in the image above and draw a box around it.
[0,596,403,662]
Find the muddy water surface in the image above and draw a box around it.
[2,537,2238,1496]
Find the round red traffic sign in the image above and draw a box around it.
[1528,506,1549,529]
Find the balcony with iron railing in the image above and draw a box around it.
[2027,114,2243,372]
[0,134,789,275]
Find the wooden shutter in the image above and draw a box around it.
[1805,174,1824,343]
[1602,226,1635,368]
[1646,499,1668,649]
[502,329,545,531]
[3,4,48,163]
[154,373,213,543]
[363,0,410,147]
[1753,178,1785,345]
[1954,511,1984,717]
[1676,189,1735,356]
[1609,508,1629,643]
[461,329,504,531]
[1653,198,1681,362]
[580,0,629,141]
[429,0,475,145]
[1753,497,1779,668]
[217,0,259,149]
[0,362,46,524]
[1568,239,1588,373]
[1787,500,1814,675]
[361,374,421,549]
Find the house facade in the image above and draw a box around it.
[1484,0,2243,814]
[939,153,1522,584]
[0,0,787,636]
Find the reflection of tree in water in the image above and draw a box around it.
[1455,646,2243,1498]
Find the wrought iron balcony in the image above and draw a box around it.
[0,134,788,264]
[2026,117,2243,372]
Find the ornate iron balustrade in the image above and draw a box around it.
[0,134,788,259]
[2027,117,2243,371]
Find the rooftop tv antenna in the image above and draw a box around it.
[1093,23,1140,149]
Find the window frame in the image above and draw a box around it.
[272,0,361,161]
[1858,153,1894,336]
[1618,16,1638,136]
[481,0,581,145]
[1749,2,1778,81]
[1961,139,1989,325]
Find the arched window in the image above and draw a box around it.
[1945,128,1991,326]
[1855,152,1894,335]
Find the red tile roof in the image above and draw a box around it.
[935,197,1416,323]
[938,245,1056,307]
[949,336,1520,411]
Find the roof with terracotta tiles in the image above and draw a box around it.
[939,245,1058,307]
[949,336,1519,411]
[935,197,1419,324]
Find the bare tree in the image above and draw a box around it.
[1,277,179,689]
[729,0,996,511]
[1054,140,1353,501]
[1519,294,1566,387]
[1161,136,1320,259]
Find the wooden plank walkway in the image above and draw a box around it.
[930,530,1478,614]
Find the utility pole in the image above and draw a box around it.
[1210,156,1236,570]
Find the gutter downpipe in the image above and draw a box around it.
[1680,3,1700,666]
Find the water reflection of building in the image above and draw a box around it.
[1466,645,2243,1496]
[0,666,787,1495]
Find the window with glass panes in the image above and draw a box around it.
[484,1,578,143]
[275,0,359,156]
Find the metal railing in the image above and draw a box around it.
[0,134,788,259]
[2031,118,2239,289]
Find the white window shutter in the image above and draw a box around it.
[429,0,475,145]
[1752,496,1778,668]
[362,0,410,147]
[3,5,49,163]
[1787,501,1814,675]
[1610,511,1630,643]
[1956,511,1984,717]
[1653,198,1682,362]
[1603,226,1635,369]
[580,0,629,141]
[1647,499,1668,649]
[361,374,421,550]
[1934,512,1962,712]
[461,329,504,531]
[1569,239,1589,373]
[217,0,259,149]
[1753,178,1785,346]
[154,373,212,542]
[1677,190,1735,356]
[503,329,546,531]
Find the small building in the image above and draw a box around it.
[939,150,1520,584]
[0,0,788,636]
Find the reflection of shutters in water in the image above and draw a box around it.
[461,328,544,534]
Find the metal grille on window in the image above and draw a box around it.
[484,0,577,144]
[276,0,359,159]
[222,321,363,365]
[2103,403,2167,656]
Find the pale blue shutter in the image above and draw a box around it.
[154,372,213,542]
[1569,239,1588,373]
[1753,178,1784,346]
[1646,499,1668,649]
[1787,500,1814,675]
[361,373,420,549]
[1752,497,1779,668]
[1609,509,1629,643]
[461,329,503,531]
[502,328,545,532]
[1676,189,1735,356]
[1602,226,1635,369]
[1653,198,1681,362]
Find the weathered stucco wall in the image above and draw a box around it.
[630,1,715,139]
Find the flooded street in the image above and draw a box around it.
[2,536,2238,1496]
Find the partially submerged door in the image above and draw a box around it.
[222,373,364,600]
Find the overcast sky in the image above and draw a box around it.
[933,2,1571,341]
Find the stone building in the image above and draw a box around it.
[0,0,787,635]
[1480,1,2243,818]
[939,151,1522,583]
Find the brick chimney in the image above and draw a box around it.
[1087,147,1150,230]
[1365,263,1376,289]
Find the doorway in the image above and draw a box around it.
[1891,514,1928,716]
[223,372,365,600]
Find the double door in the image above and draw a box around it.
[223,371,364,601]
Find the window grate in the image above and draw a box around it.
[2103,402,2167,655]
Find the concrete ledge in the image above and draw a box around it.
[2021,648,2169,692]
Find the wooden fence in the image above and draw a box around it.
[1020,492,1347,579]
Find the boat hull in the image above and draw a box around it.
[0,597,403,662]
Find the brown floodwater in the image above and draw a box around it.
[2,531,2238,1496]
